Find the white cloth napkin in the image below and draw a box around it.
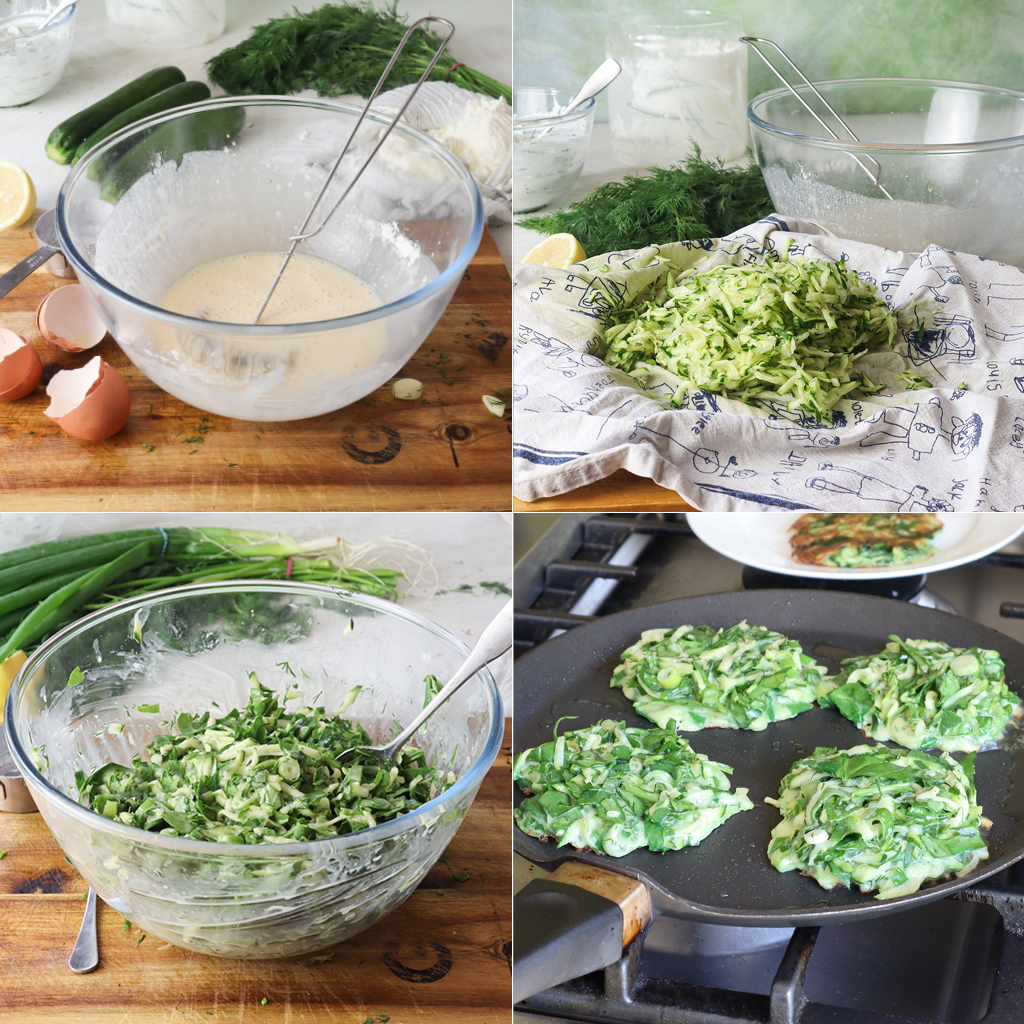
[513,216,1024,512]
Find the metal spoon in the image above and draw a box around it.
[68,888,99,973]
[514,57,622,123]
[36,0,77,32]
[0,209,61,301]
[340,598,512,766]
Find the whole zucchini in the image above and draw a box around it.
[45,66,185,165]
[73,80,212,167]
[97,104,247,203]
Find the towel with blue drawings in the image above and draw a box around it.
[513,216,1024,512]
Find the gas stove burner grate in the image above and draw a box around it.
[740,565,928,602]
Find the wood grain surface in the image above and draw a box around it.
[513,469,698,512]
[0,721,512,1024]
[0,214,511,512]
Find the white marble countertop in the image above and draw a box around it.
[1,0,512,268]
[0,510,513,710]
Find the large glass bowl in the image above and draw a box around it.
[746,78,1024,257]
[56,96,484,421]
[5,581,502,959]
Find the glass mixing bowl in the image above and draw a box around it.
[0,0,76,107]
[746,78,1024,257]
[56,96,484,421]
[5,581,502,959]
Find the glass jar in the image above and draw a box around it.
[105,0,225,49]
[606,7,748,166]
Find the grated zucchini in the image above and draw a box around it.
[604,247,898,423]
[767,744,988,900]
[611,621,826,732]
[513,719,752,857]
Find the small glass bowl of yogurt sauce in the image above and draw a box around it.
[513,87,595,214]
[0,1,76,108]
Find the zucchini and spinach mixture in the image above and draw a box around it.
[513,719,752,857]
[767,744,988,900]
[604,248,898,423]
[611,621,825,732]
[75,675,449,843]
[789,513,942,567]
[819,637,1019,752]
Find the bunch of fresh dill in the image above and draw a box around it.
[205,2,510,103]
[518,152,775,256]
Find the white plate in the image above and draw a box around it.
[687,512,1024,580]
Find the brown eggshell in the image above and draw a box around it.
[0,328,43,402]
[36,284,108,353]
[45,356,130,440]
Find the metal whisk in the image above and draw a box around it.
[742,36,894,201]
[251,16,456,324]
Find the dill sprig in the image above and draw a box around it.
[518,151,775,256]
[205,2,510,103]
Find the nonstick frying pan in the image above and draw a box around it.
[514,590,1024,934]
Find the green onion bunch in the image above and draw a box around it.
[0,527,402,666]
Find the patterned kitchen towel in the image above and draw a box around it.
[513,216,1024,512]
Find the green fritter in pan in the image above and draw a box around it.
[611,620,826,731]
[513,719,753,857]
[818,636,1020,752]
[767,744,989,900]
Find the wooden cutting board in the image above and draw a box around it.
[0,721,512,1024]
[0,215,511,512]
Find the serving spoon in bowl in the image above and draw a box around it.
[339,597,512,766]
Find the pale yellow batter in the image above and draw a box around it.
[160,251,380,325]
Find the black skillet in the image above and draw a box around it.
[514,590,1024,973]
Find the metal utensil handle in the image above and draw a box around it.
[387,598,512,754]
[68,888,99,973]
[251,16,456,324]
[741,36,893,201]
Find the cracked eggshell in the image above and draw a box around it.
[45,356,130,440]
[36,284,108,353]
[0,328,43,402]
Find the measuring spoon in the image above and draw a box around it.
[0,210,62,301]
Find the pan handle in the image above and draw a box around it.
[513,861,653,1005]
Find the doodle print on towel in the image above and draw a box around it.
[512,215,1024,511]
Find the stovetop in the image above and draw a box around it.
[513,513,1024,1024]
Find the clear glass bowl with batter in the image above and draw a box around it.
[56,96,484,421]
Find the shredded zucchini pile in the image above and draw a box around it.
[604,250,898,423]
[75,675,448,843]
[611,621,826,732]
[513,719,752,857]
[818,637,1018,752]
[767,744,988,900]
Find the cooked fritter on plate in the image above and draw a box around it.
[789,513,942,567]
[766,744,988,900]
[610,620,826,731]
[818,636,1019,752]
[512,719,753,857]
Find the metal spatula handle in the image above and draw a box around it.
[251,16,456,324]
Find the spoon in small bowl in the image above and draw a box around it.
[36,0,77,32]
[514,57,622,123]
[339,597,512,766]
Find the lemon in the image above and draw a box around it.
[0,650,27,709]
[0,162,36,232]
[519,232,587,268]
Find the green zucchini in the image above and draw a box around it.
[98,104,247,203]
[73,80,212,168]
[45,66,185,165]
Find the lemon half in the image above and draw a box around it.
[519,232,587,268]
[0,162,36,232]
